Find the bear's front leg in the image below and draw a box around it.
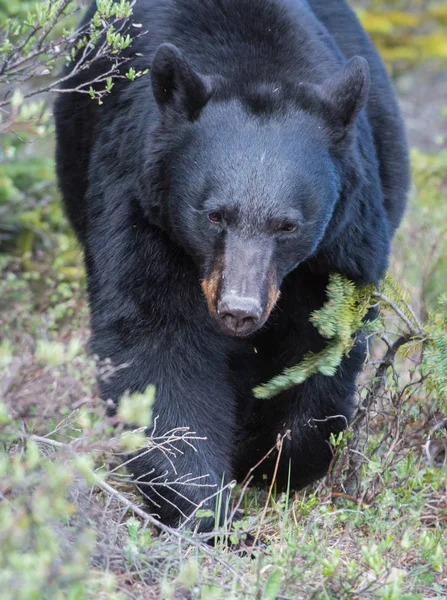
[93,318,237,532]
[235,343,365,491]
[85,217,239,533]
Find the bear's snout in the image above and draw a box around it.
[200,234,280,336]
[217,294,262,336]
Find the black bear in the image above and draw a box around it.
[55,0,409,531]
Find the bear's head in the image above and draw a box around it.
[145,43,370,337]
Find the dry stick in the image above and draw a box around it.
[178,479,237,532]
[253,432,288,547]
[355,332,412,428]
[30,434,199,532]
[33,432,268,549]
[344,332,408,492]
[228,474,254,528]
[330,491,369,508]
[400,294,423,334]
[239,434,288,490]
[363,379,415,500]
[28,434,239,577]
[372,292,422,336]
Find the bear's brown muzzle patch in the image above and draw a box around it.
[201,266,222,316]
[265,267,280,319]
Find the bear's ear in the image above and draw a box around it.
[151,43,213,120]
[318,56,370,139]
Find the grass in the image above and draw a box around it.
[1,347,446,599]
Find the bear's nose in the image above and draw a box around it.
[217,295,262,336]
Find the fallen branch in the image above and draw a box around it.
[28,434,245,570]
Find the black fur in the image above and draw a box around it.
[55,0,409,531]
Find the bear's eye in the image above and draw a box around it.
[279,223,297,233]
[208,212,223,224]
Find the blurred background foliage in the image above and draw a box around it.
[0,0,39,20]
[358,0,447,65]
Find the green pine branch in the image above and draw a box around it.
[254,274,376,400]
[254,273,447,415]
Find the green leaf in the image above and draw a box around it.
[263,569,282,599]
[195,509,214,519]
[117,385,155,427]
